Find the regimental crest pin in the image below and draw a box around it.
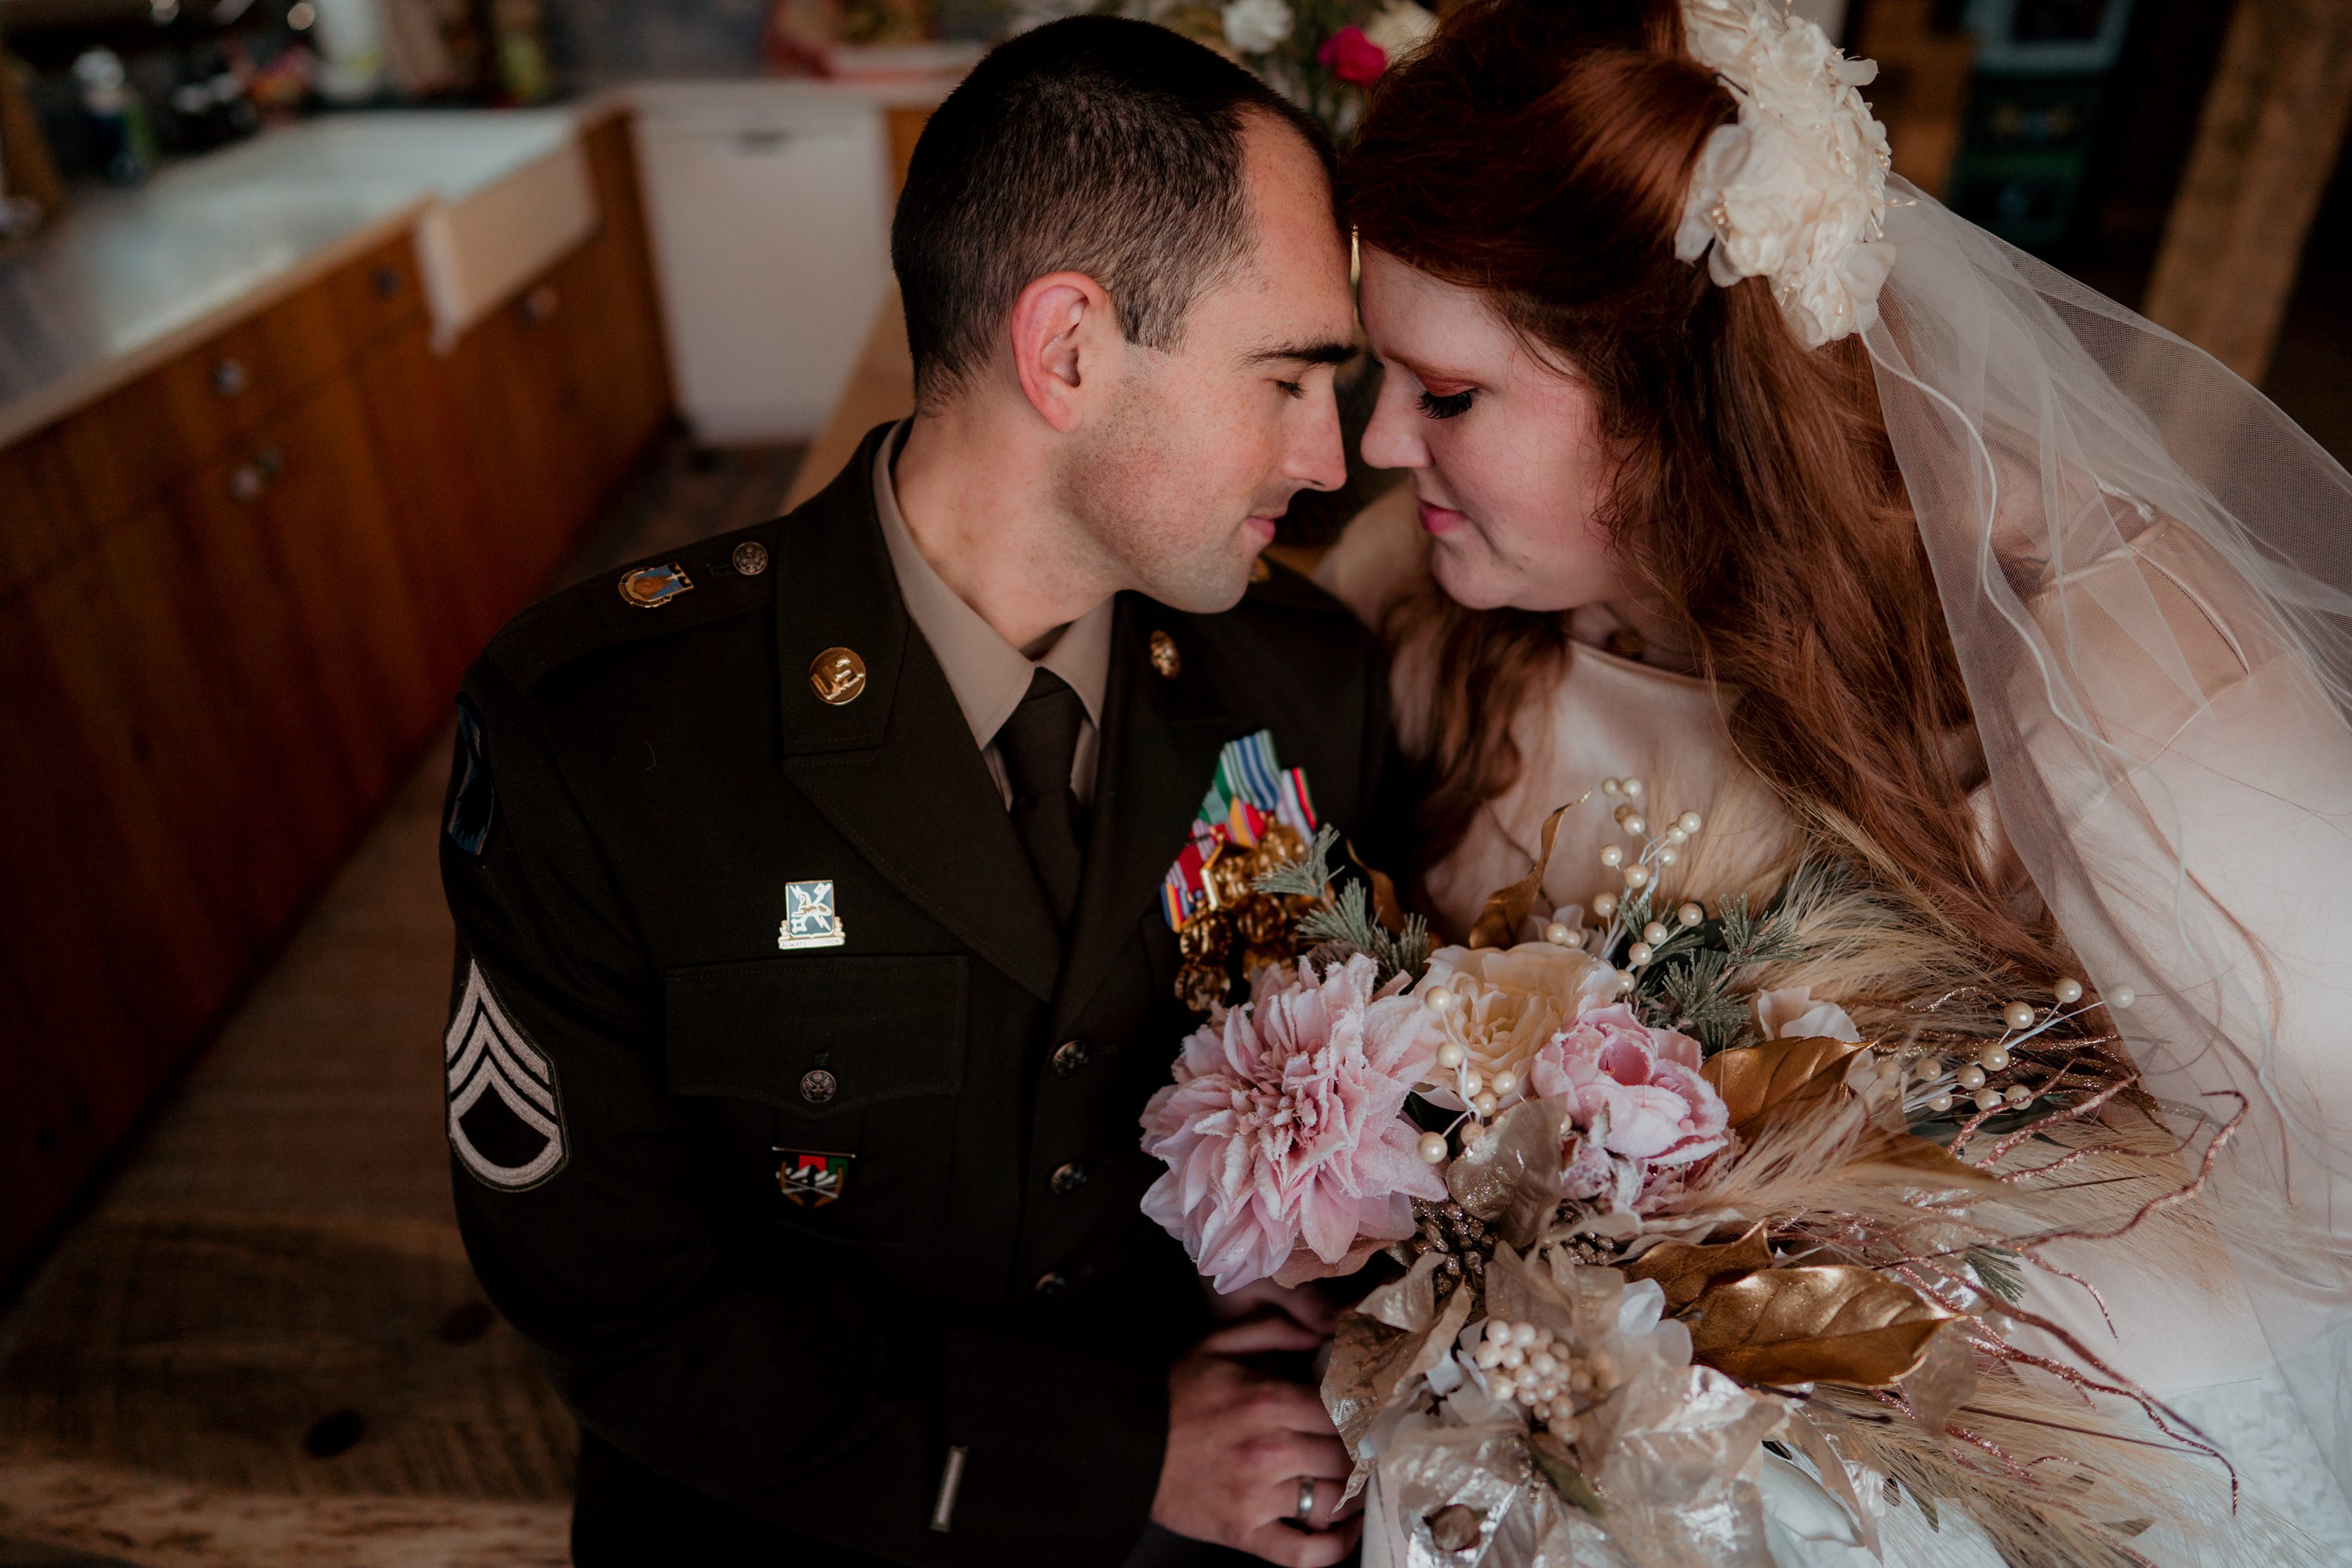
[775,1148,854,1207]
[445,960,566,1191]
[779,880,847,950]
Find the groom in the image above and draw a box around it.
[439,16,1391,1568]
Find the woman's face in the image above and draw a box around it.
[1357,248,1629,613]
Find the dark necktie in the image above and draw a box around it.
[993,667,1090,927]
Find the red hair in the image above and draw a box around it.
[1346,0,2049,973]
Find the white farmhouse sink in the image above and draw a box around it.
[178,111,597,348]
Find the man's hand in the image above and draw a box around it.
[1206,1277,1340,1337]
[1150,1316,1361,1567]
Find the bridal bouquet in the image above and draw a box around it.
[1140,786,2251,1566]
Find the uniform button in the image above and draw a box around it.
[1051,1039,1091,1077]
[1050,1160,1088,1196]
[799,1069,837,1105]
[1033,1271,1070,1296]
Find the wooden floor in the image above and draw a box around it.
[0,440,807,1568]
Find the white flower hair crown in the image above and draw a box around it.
[1672,0,1896,348]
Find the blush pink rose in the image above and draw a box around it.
[1529,1003,1730,1173]
[1317,26,1388,85]
[1140,954,1447,1293]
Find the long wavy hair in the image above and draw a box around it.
[1346,0,2053,975]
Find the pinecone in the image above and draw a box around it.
[1405,1199,1496,1303]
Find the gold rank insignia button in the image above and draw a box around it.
[731,540,769,576]
[619,562,694,608]
[1149,630,1181,679]
[810,647,866,705]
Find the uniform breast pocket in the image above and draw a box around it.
[665,954,968,1248]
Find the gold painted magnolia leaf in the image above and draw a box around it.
[1688,1265,1956,1388]
[1468,802,1573,949]
[1700,1036,1869,1135]
[1623,1221,1775,1313]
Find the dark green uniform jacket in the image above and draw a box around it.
[438,425,1399,1566]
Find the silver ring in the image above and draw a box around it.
[1295,1475,1316,1523]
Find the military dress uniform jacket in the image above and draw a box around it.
[438,424,1401,1566]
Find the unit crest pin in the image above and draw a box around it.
[779,879,847,950]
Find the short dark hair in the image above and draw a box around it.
[891,16,1334,404]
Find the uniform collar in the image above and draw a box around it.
[871,420,1113,749]
[772,424,1063,1000]
[771,423,1236,1018]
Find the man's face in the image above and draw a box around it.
[1060,114,1355,613]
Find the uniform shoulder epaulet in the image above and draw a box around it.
[485,521,783,695]
[1242,551,1354,617]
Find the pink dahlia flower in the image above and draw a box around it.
[1529,1003,1730,1178]
[1141,954,1447,1293]
[1317,25,1388,85]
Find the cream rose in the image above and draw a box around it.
[1414,942,1616,1112]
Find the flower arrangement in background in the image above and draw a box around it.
[1139,786,2265,1564]
[1011,0,1437,137]
[1215,0,1437,133]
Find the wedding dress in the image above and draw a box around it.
[1317,485,2352,1562]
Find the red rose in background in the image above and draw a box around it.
[1317,26,1387,86]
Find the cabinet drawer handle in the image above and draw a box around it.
[520,285,559,325]
[733,129,793,154]
[229,449,281,501]
[212,358,250,397]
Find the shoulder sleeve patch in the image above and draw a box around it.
[445,696,498,858]
[445,959,568,1191]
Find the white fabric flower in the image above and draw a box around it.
[1416,942,1617,1111]
[1755,984,1861,1043]
[1674,0,1894,348]
[1220,0,1294,55]
[1361,0,1438,60]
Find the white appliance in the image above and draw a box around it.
[632,85,896,444]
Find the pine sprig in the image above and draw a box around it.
[1631,876,1811,1051]
[1649,949,1755,1050]
[1250,824,1341,900]
[1297,880,1432,983]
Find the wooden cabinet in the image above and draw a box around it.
[0,109,674,1290]
[0,427,85,600]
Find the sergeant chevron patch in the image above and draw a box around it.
[445,960,567,1191]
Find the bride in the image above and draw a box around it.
[1314,0,2352,1559]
